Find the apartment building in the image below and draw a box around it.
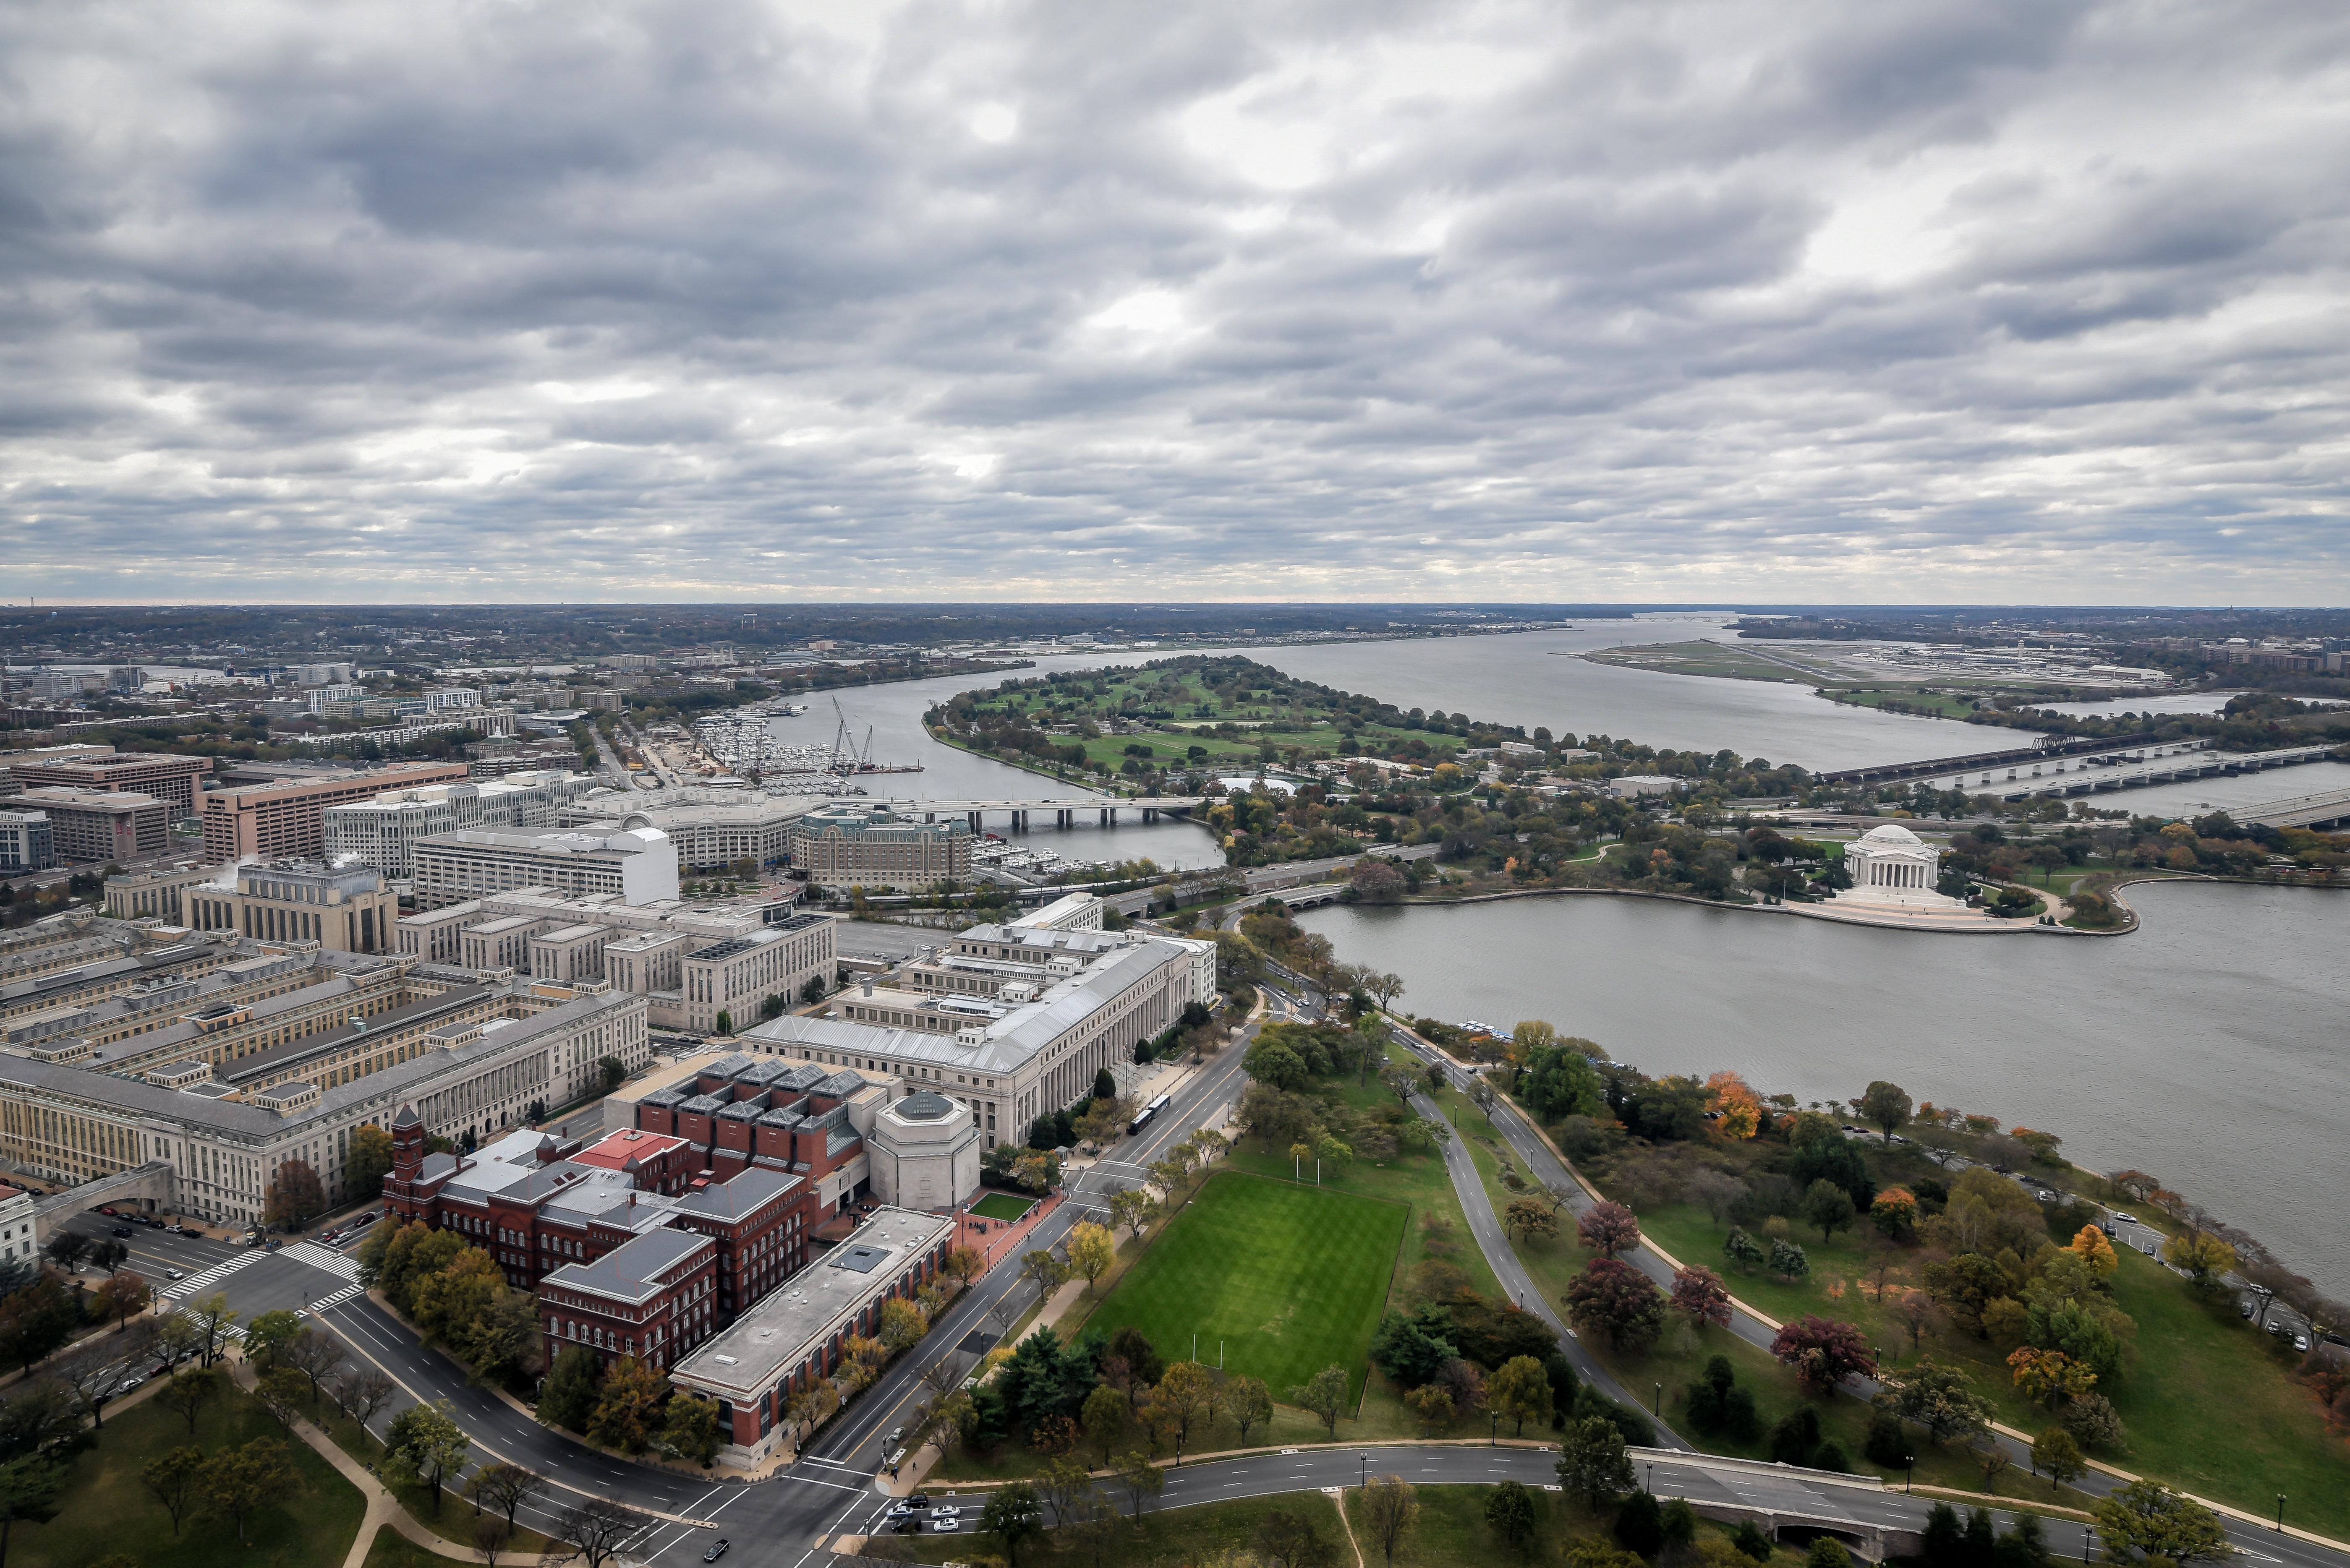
[785,804,971,890]
[6,751,212,816]
[180,860,400,955]
[408,826,680,910]
[201,761,471,862]
[13,788,170,863]
[0,811,53,874]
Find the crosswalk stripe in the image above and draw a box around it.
[282,1242,362,1281]
[160,1250,266,1299]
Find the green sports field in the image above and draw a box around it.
[1082,1171,1406,1400]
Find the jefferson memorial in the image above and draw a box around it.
[1784,822,2018,933]
[1843,822,1942,893]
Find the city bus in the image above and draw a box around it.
[1127,1093,1173,1137]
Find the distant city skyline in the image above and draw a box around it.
[5,1,2347,603]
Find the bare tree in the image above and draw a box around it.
[286,1329,348,1405]
[475,1513,514,1568]
[465,1462,546,1535]
[919,1353,962,1396]
[552,1498,644,1568]
[334,1367,397,1430]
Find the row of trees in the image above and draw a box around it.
[355,1219,543,1389]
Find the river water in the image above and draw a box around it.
[1297,882,2350,1294]
[798,631,2347,1287]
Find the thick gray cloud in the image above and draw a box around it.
[3,0,2347,602]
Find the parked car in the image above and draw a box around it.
[702,1540,729,1562]
[99,1207,117,1217]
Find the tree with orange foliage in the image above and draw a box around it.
[1870,1187,1919,1240]
[1705,1072,1760,1140]
[2068,1225,2119,1278]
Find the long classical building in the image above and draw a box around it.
[395,887,832,1035]
[0,956,650,1224]
[178,859,401,955]
[740,905,1213,1150]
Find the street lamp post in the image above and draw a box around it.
[2276,1494,2287,1532]
[1904,1456,1914,1495]
[1652,1382,1663,1417]
[1490,1412,1497,1447]
[2082,1524,2094,1563]
[1359,1454,1368,1491]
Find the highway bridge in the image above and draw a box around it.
[1989,743,2337,801]
[2238,788,2350,830]
[1816,731,2164,787]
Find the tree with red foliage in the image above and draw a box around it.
[1769,1315,1877,1393]
[1576,1201,1640,1259]
[1563,1258,1665,1352]
[1669,1265,1732,1331]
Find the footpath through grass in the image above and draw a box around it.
[1080,1170,1406,1401]
[12,1382,366,1568]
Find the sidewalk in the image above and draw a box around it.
[223,1349,573,1568]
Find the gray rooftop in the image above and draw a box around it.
[541,1226,713,1306]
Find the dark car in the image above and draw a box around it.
[703,1541,729,1562]
[112,1226,132,1239]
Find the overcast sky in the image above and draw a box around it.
[4,0,2348,605]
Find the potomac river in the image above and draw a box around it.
[798,623,2347,1290]
[1298,881,2350,1297]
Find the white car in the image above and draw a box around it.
[165,1268,185,1281]
[930,1520,960,1534]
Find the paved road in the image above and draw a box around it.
[1400,1080,1690,1448]
[1389,1033,2350,1568]
[64,1008,2350,1568]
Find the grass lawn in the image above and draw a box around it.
[311,1395,559,1553]
[361,1526,448,1568]
[1079,1171,1406,1401]
[1618,1199,2350,1537]
[971,1192,1038,1222]
[897,1484,1818,1568]
[12,1382,366,1568]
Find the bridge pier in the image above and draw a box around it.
[1057,809,1071,828]
[968,811,983,833]
[1012,810,1027,832]
[1142,807,1157,822]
